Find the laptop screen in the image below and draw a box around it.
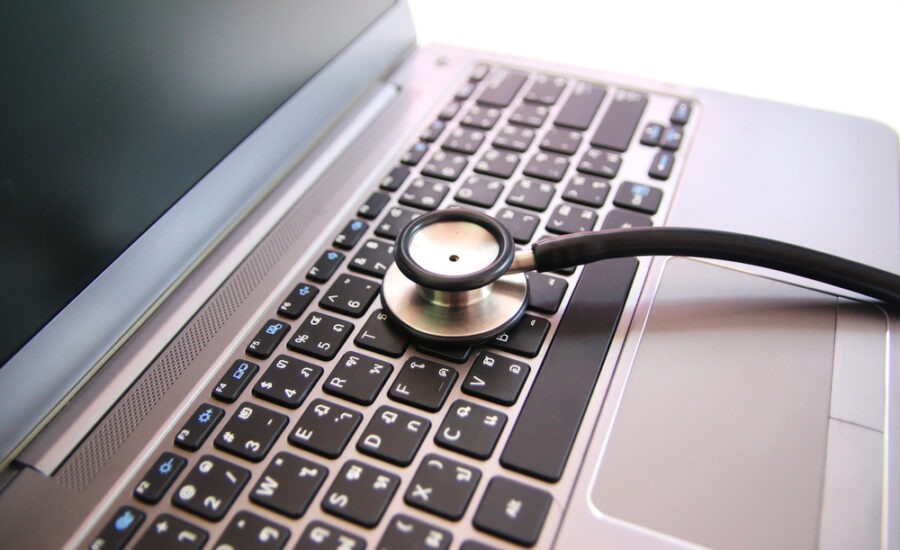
[0,0,394,367]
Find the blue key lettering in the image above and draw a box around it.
[265,323,283,335]
[233,362,250,379]
[158,457,175,475]
[197,408,213,424]
[350,220,364,231]
[114,510,136,531]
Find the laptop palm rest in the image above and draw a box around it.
[592,258,851,549]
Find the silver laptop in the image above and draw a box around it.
[1,1,896,548]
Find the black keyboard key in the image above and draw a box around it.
[509,103,549,128]
[401,142,429,165]
[212,359,259,403]
[354,309,409,358]
[250,451,328,518]
[287,312,353,361]
[289,398,362,458]
[333,219,368,250]
[505,179,555,212]
[379,514,453,550]
[296,521,365,550]
[462,351,530,406]
[474,149,520,179]
[215,511,289,549]
[349,239,394,278]
[660,125,684,150]
[526,272,569,313]
[493,124,535,152]
[491,314,550,357]
[456,81,477,100]
[246,319,291,359]
[357,405,431,466]
[435,400,507,460]
[324,351,394,404]
[524,74,567,104]
[89,506,145,550]
[421,119,446,142]
[375,206,423,240]
[405,453,481,520]
[214,402,288,462]
[454,175,505,208]
[134,452,188,504]
[322,460,400,528]
[477,69,527,107]
[307,250,344,283]
[252,355,322,408]
[442,126,486,155]
[671,99,693,125]
[591,89,648,152]
[640,122,664,146]
[132,513,207,550]
[172,455,250,521]
[496,207,540,244]
[613,182,663,214]
[439,101,462,121]
[522,151,569,182]
[174,403,224,451]
[540,128,582,155]
[473,477,552,547]
[555,81,606,130]
[380,165,410,191]
[577,148,622,178]
[461,105,502,130]
[602,208,654,229]
[400,176,451,209]
[562,174,610,207]
[358,191,391,220]
[278,282,319,318]
[320,274,379,317]
[500,258,636,481]
[546,203,598,234]
[389,357,458,412]
[421,151,468,182]
[649,149,676,180]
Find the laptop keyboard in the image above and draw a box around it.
[91,63,693,549]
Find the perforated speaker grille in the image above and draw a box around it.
[55,174,326,491]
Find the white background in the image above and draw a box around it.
[409,0,900,137]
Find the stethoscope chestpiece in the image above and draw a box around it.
[381,209,528,343]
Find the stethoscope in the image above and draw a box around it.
[381,208,900,343]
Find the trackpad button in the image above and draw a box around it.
[592,259,835,549]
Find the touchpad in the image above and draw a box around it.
[591,258,836,549]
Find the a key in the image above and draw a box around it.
[321,460,400,528]
[434,399,507,460]
[388,357,458,412]
[249,451,328,518]
[462,351,531,406]
[357,405,431,466]
[289,398,362,459]
[172,455,250,522]
[252,354,322,409]
[213,402,287,462]
[472,477,552,547]
[133,452,187,504]
[287,312,353,360]
[324,351,394,405]
[405,454,481,520]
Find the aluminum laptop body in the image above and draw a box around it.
[0,2,896,549]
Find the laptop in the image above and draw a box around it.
[1,1,897,548]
